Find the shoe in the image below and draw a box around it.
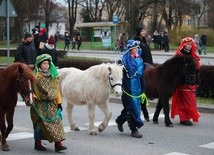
[35,140,46,151]
[115,119,124,132]
[55,141,67,152]
[131,129,143,138]
[145,117,150,122]
[180,120,193,126]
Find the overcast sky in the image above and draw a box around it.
[55,0,66,6]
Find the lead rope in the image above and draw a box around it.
[123,90,149,106]
[33,101,62,122]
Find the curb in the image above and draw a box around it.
[109,97,214,114]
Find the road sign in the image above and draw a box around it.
[112,15,118,24]
[0,0,17,17]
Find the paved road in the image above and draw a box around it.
[3,100,214,155]
[66,49,214,65]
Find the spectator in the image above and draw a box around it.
[64,32,70,51]
[171,37,201,126]
[39,35,59,67]
[71,37,76,50]
[115,39,145,138]
[15,32,38,67]
[133,25,153,65]
[163,32,169,52]
[152,31,159,50]
[194,34,201,55]
[31,54,67,152]
[76,34,82,51]
[200,33,207,55]
[54,31,59,48]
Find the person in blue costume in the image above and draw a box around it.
[115,39,145,138]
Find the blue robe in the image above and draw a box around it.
[118,49,144,129]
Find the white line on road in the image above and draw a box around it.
[200,142,214,149]
[164,152,190,155]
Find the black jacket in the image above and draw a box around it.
[15,41,38,65]
[39,44,59,67]
[133,35,153,64]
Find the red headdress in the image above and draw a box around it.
[176,37,200,69]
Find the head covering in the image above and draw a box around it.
[34,54,58,78]
[24,32,32,39]
[135,24,143,36]
[176,37,200,69]
[176,37,197,55]
[126,39,140,51]
[48,35,55,44]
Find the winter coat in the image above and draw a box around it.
[15,41,38,65]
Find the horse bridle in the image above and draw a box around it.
[108,73,122,90]
[16,75,33,101]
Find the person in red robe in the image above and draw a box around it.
[171,37,201,126]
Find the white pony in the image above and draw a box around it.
[58,63,123,135]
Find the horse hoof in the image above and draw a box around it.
[166,124,174,127]
[2,145,10,151]
[98,124,106,133]
[153,121,159,124]
[89,132,98,135]
[74,127,80,131]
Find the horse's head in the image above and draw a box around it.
[16,65,35,107]
[107,64,123,97]
[182,56,197,85]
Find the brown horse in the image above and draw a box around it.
[0,62,35,151]
[144,55,196,127]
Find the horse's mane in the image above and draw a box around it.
[159,55,193,70]
[3,62,35,82]
[87,63,122,79]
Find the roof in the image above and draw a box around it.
[75,22,127,28]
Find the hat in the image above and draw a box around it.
[34,54,58,78]
[48,36,55,44]
[126,39,140,51]
[135,24,143,36]
[24,32,32,39]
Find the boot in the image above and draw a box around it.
[180,120,193,126]
[131,129,143,138]
[115,119,124,132]
[55,141,67,152]
[35,140,46,151]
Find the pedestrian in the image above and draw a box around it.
[30,54,67,152]
[171,37,201,126]
[194,34,201,55]
[163,31,169,52]
[133,25,153,65]
[38,25,48,50]
[15,32,38,67]
[71,37,76,50]
[76,34,82,50]
[133,25,152,121]
[39,35,59,67]
[152,31,159,50]
[200,33,207,55]
[115,39,146,138]
[54,31,59,48]
[32,25,40,52]
[64,32,70,51]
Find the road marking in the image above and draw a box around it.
[200,142,214,149]
[164,152,190,155]
[7,132,33,141]
[8,113,165,141]
[17,101,25,106]
[85,113,165,126]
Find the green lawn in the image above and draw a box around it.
[1,40,214,53]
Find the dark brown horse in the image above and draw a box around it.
[144,55,196,127]
[0,62,35,151]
